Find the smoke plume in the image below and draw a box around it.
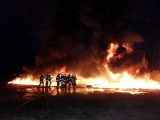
[19,0,160,80]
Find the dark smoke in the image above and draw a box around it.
[17,0,160,78]
[105,31,145,74]
[108,50,145,74]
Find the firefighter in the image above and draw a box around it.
[67,73,72,88]
[60,74,67,89]
[71,74,77,88]
[39,74,44,87]
[48,74,52,86]
[46,73,52,87]
[45,73,49,87]
[56,73,61,88]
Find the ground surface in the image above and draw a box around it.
[0,84,160,120]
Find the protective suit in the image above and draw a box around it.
[56,73,61,88]
[46,74,52,87]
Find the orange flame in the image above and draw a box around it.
[8,75,38,85]
[8,43,160,90]
[107,43,119,62]
[8,75,57,86]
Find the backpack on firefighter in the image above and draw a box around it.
[56,73,77,89]
[60,74,67,89]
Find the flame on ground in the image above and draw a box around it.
[8,43,160,90]
[8,75,57,86]
[84,72,160,89]
[8,70,160,89]
[8,75,38,85]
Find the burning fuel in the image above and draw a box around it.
[8,41,160,90]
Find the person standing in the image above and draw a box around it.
[56,73,61,88]
[39,74,44,87]
[67,73,72,88]
[49,74,52,86]
[71,74,77,88]
[45,73,49,87]
[46,73,52,87]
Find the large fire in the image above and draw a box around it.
[8,75,38,85]
[8,43,160,89]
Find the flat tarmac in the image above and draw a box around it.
[1,84,160,120]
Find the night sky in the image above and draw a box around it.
[1,0,160,81]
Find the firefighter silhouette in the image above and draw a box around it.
[67,73,72,89]
[39,74,44,87]
[56,73,61,88]
[46,73,52,87]
[60,74,67,89]
[71,74,77,88]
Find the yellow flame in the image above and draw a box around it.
[8,75,57,86]
[8,75,38,85]
[8,73,160,89]
[8,43,160,90]
[107,43,119,62]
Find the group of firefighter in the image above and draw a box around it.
[39,73,52,87]
[39,73,77,89]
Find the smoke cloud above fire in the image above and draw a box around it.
[19,0,160,81]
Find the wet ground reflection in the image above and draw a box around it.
[7,84,160,100]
